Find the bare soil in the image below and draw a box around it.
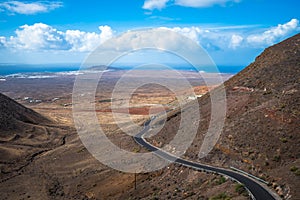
[0,70,244,200]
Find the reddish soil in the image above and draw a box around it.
[96,106,169,115]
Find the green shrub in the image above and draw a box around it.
[209,193,231,200]
[235,184,246,195]
[294,170,300,176]
[272,155,281,162]
[216,176,227,185]
[132,147,140,153]
[280,137,288,143]
[290,166,298,172]
[290,166,300,176]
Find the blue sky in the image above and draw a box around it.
[0,0,299,66]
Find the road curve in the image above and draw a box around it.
[133,119,277,200]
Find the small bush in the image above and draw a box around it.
[294,170,300,176]
[216,176,227,185]
[290,166,300,176]
[272,155,281,162]
[132,147,140,153]
[290,166,298,172]
[280,137,288,143]
[209,193,231,200]
[235,184,246,195]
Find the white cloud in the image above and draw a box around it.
[65,25,113,52]
[143,0,169,10]
[99,25,114,42]
[4,23,113,52]
[165,26,229,50]
[0,19,298,54]
[0,1,62,15]
[143,0,240,10]
[229,34,243,49]
[168,26,204,42]
[0,36,7,48]
[247,19,299,46]
[174,0,240,8]
[8,23,69,50]
[99,28,177,51]
[158,19,299,50]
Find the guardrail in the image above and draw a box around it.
[230,166,269,185]
[134,116,277,200]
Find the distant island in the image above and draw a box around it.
[86,65,123,71]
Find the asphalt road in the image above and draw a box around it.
[134,119,277,200]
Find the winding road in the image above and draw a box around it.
[133,119,278,200]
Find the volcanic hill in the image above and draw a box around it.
[0,93,69,188]
[0,34,299,200]
[151,33,300,199]
[0,93,50,131]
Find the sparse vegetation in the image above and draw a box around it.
[1,33,300,200]
[290,166,298,172]
[209,192,231,200]
[290,166,300,176]
[294,170,300,176]
[235,184,247,196]
[215,176,227,185]
[263,90,272,95]
[98,98,113,103]
[132,147,140,153]
[77,147,86,153]
[279,137,288,143]
[272,155,281,162]
[278,103,286,110]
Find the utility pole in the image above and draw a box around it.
[134,172,137,190]
[281,91,285,123]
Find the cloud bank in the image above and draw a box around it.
[165,19,299,49]
[246,19,299,47]
[0,19,298,54]
[2,23,113,52]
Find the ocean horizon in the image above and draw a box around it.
[0,63,245,77]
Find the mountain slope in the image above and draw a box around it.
[227,33,300,91]
[151,33,300,199]
[0,93,67,179]
[0,93,50,131]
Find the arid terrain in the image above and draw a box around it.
[148,34,300,199]
[0,34,299,200]
[0,69,244,200]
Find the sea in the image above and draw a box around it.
[0,63,245,78]
[0,64,80,76]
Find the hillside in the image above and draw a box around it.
[0,34,299,199]
[0,91,247,200]
[0,93,50,131]
[0,93,68,183]
[150,33,300,199]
